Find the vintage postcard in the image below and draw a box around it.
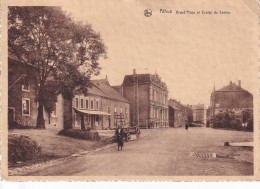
[1,0,260,181]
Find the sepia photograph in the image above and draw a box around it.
[1,0,259,181]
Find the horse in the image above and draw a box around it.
[115,128,124,151]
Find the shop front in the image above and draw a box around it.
[74,108,111,130]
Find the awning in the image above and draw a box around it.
[74,108,111,116]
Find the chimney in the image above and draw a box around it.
[229,81,232,85]
[105,75,108,80]
[238,80,241,87]
[133,69,136,75]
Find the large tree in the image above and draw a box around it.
[8,6,106,129]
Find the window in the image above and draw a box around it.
[114,107,117,113]
[22,84,30,92]
[120,107,123,114]
[86,98,89,109]
[22,76,30,92]
[22,98,30,116]
[51,104,57,117]
[90,98,94,110]
[75,98,79,108]
[125,107,128,118]
[96,100,99,110]
[80,98,84,109]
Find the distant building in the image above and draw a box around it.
[183,104,193,123]
[72,79,130,130]
[8,55,64,130]
[121,69,168,128]
[168,99,183,127]
[168,99,193,127]
[191,104,205,123]
[208,80,253,126]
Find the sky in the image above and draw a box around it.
[62,0,258,107]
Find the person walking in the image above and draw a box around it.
[185,120,189,130]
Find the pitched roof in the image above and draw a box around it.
[122,73,168,90]
[212,81,253,109]
[123,74,151,85]
[111,85,122,93]
[89,79,129,103]
[216,82,247,92]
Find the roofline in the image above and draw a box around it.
[82,92,130,104]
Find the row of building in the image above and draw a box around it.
[9,56,204,130]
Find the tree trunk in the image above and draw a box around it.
[36,83,45,129]
[63,97,73,130]
[81,114,85,131]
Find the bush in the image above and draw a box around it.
[58,129,100,141]
[8,134,42,163]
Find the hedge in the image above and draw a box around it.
[8,134,42,163]
[58,129,100,141]
[9,122,35,130]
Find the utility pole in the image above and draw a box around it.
[132,69,139,127]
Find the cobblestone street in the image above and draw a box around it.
[20,127,253,176]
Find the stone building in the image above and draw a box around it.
[120,70,168,128]
[72,79,130,130]
[208,80,253,126]
[8,55,64,130]
[191,104,205,123]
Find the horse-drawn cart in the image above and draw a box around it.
[122,126,141,142]
[114,113,141,142]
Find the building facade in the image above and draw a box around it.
[121,70,168,128]
[72,79,130,130]
[8,56,64,130]
[208,80,253,127]
[191,104,205,123]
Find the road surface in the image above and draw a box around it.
[26,127,253,176]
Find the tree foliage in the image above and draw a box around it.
[8,6,107,128]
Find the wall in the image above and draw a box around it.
[101,98,130,129]
[8,58,38,127]
[45,94,64,130]
[214,91,253,109]
[138,83,150,124]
